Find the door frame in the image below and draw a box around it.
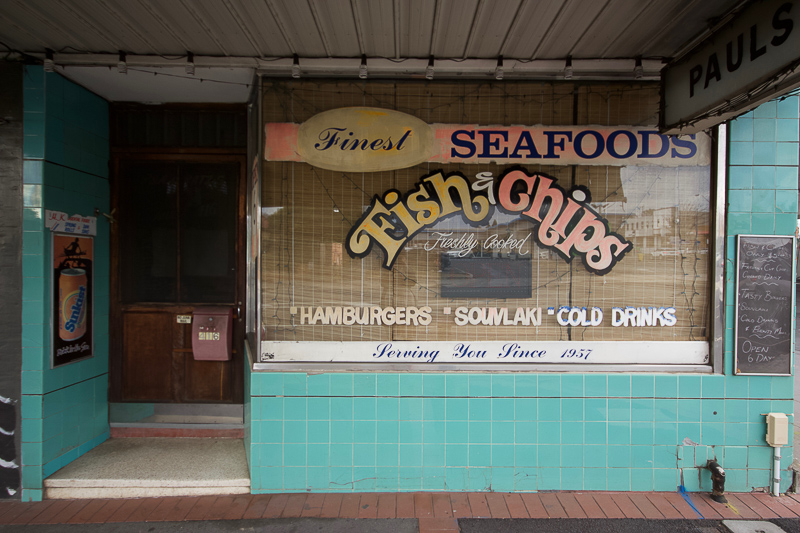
[109,151,247,403]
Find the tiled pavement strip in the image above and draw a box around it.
[2,492,800,532]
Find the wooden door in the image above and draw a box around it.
[110,156,245,403]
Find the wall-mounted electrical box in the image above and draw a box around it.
[191,307,233,361]
[766,412,789,447]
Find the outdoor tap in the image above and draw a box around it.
[707,460,726,503]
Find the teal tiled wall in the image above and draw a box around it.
[21,66,110,502]
[246,95,799,495]
[247,372,792,493]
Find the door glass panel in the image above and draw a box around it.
[179,163,238,303]
[120,162,178,303]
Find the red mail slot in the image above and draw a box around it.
[191,307,233,361]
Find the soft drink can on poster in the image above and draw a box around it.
[59,268,87,341]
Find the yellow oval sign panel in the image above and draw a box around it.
[297,107,433,172]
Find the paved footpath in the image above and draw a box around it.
[1,491,800,532]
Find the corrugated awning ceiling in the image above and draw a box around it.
[1,0,742,61]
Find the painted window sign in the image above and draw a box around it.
[346,167,631,275]
[265,108,711,169]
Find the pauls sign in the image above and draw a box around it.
[264,108,710,170]
[346,167,631,275]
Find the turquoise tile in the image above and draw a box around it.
[354,420,376,443]
[446,444,468,466]
[561,445,583,467]
[702,376,724,398]
[585,398,607,421]
[377,397,399,420]
[653,445,677,468]
[445,375,468,396]
[730,117,753,141]
[584,422,606,445]
[654,422,677,445]
[283,421,305,443]
[677,375,701,398]
[446,397,468,420]
[305,374,328,395]
[330,420,354,443]
[469,421,491,444]
[631,422,655,446]
[777,96,798,118]
[330,443,353,465]
[376,443,399,466]
[776,119,799,142]
[468,467,492,490]
[398,398,421,420]
[331,397,353,420]
[608,398,630,421]
[729,142,753,165]
[773,377,793,398]
[469,398,491,421]
[514,398,536,421]
[753,119,776,141]
[751,189,774,212]
[515,444,537,467]
[727,190,751,212]
[677,399,701,422]
[306,466,329,489]
[538,374,560,397]
[607,375,630,397]
[307,397,331,420]
[398,420,422,443]
[753,142,776,165]
[445,467,468,490]
[775,191,797,214]
[775,213,796,233]
[515,374,537,396]
[538,398,560,421]
[607,445,630,467]
[422,420,445,443]
[491,421,514,445]
[538,444,560,465]
[631,375,654,397]
[729,166,752,189]
[491,467,515,491]
[515,420,536,443]
[354,397,375,420]
[754,100,777,118]
[538,467,560,490]
[492,374,514,396]
[353,374,377,396]
[421,374,444,396]
[631,468,654,491]
[468,374,491,397]
[260,421,283,443]
[584,444,607,467]
[584,375,606,397]
[329,373,352,396]
[654,375,677,397]
[608,421,631,444]
[377,374,400,396]
[354,444,376,466]
[376,467,399,490]
[492,398,514,421]
[284,443,306,466]
[561,375,583,396]
[284,397,307,420]
[777,142,799,165]
[701,399,724,422]
[306,421,329,443]
[538,421,560,444]
[422,466,446,490]
[561,398,583,421]
[753,166,777,189]
[561,421,584,444]
[399,374,422,396]
[631,399,654,422]
[399,444,423,466]
[561,467,583,490]
[446,420,467,443]
[584,468,607,490]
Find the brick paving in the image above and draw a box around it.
[0,491,799,531]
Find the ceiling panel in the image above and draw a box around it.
[0,0,745,62]
[397,0,436,58]
[465,0,523,58]
[354,0,397,58]
[312,0,361,57]
[534,0,611,59]
[431,0,480,58]
[500,0,564,59]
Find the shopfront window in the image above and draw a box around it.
[259,81,713,367]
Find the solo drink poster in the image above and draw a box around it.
[52,234,93,366]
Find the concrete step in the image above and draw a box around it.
[44,437,250,499]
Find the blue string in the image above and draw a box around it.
[679,485,704,518]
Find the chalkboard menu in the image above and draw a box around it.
[735,235,795,375]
